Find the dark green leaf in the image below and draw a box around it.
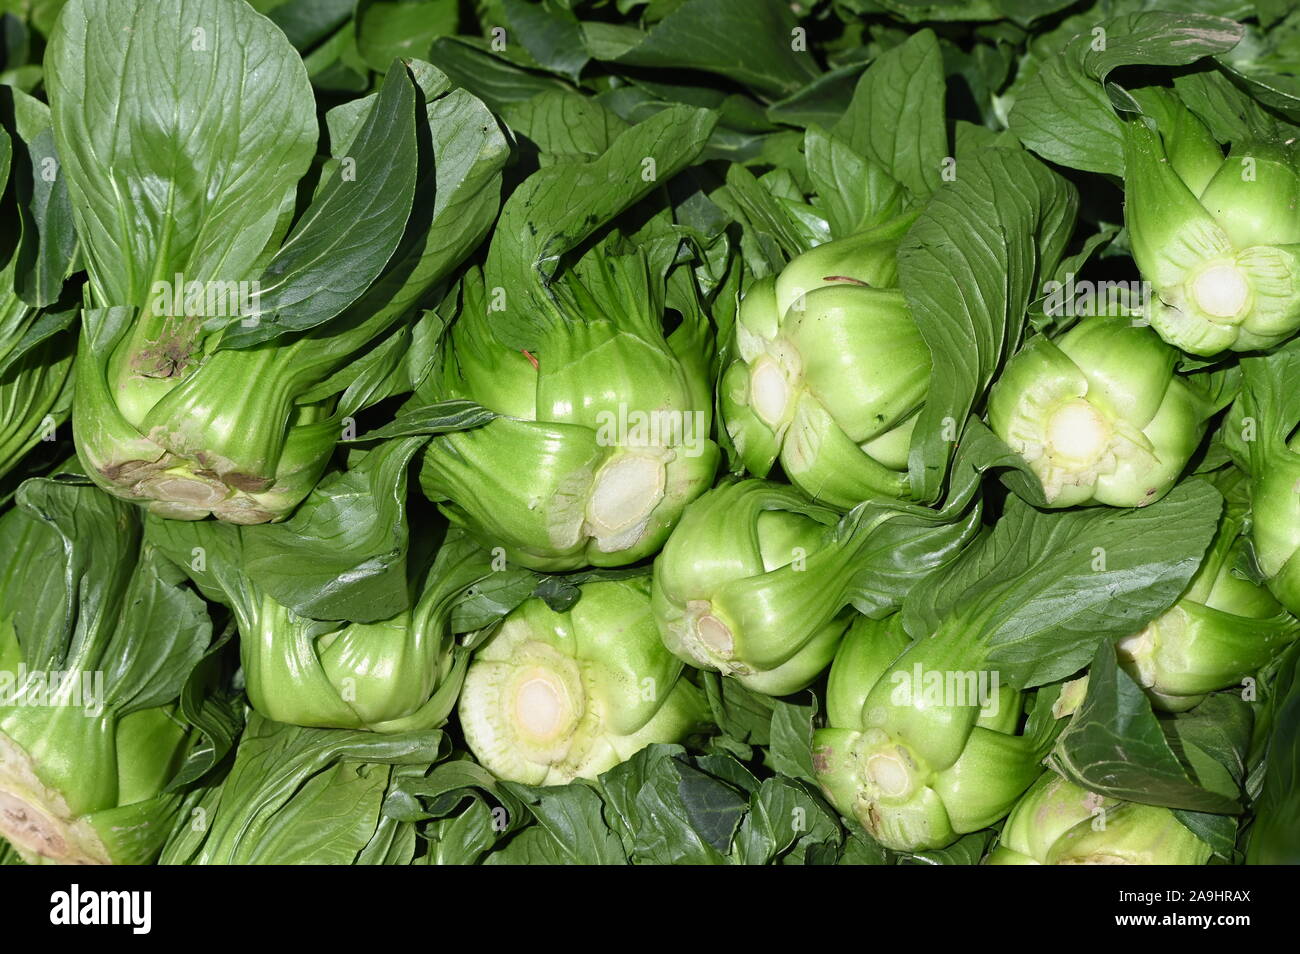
[1008,13,1245,175]
[240,437,427,622]
[593,0,821,98]
[225,63,419,346]
[899,145,1077,502]
[1050,643,1248,814]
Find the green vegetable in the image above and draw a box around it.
[721,217,930,508]
[813,614,1042,851]
[147,517,503,733]
[0,478,213,864]
[0,0,1294,871]
[1048,642,1253,828]
[50,0,505,523]
[1116,478,1299,711]
[395,740,856,866]
[0,109,77,489]
[988,317,1212,508]
[652,480,854,695]
[421,242,720,571]
[986,772,1212,865]
[458,578,709,785]
[159,713,441,865]
[0,264,73,489]
[1249,642,1300,864]
[1124,100,1300,356]
[1225,340,1300,615]
[651,477,980,695]
[813,479,1222,852]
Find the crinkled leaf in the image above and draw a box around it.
[832,29,947,199]
[47,0,317,306]
[240,438,427,622]
[1050,642,1249,814]
[484,104,717,351]
[493,780,628,865]
[767,697,819,782]
[591,0,820,98]
[906,479,1223,688]
[899,145,1077,502]
[224,62,419,346]
[1248,641,1300,863]
[1008,12,1245,175]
